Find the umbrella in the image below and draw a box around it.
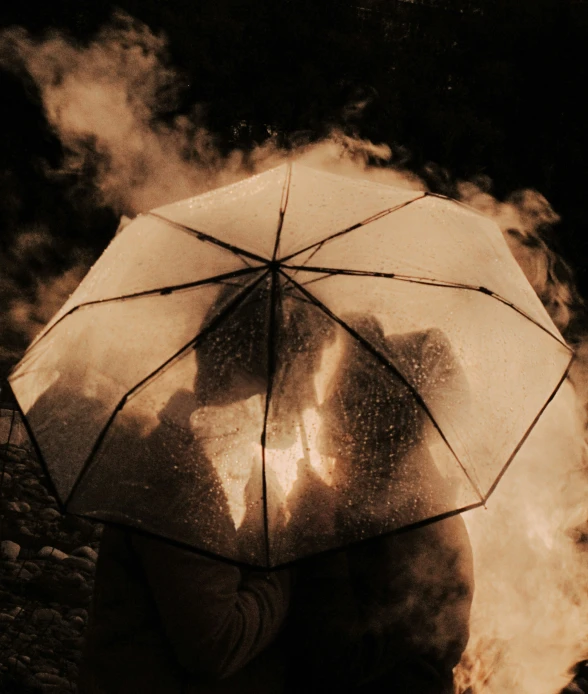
[8,163,573,568]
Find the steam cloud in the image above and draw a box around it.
[2,11,588,693]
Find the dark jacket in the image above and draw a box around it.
[285,514,474,694]
[78,526,292,694]
[79,514,473,694]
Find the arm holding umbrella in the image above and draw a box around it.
[128,531,292,679]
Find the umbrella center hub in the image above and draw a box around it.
[267,260,281,272]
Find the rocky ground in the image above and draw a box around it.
[0,423,101,694]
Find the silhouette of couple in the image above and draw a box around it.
[77,278,474,694]
[165,280,467,567]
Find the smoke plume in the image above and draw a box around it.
[2,11,588,694]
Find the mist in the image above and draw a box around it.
[2,10,588,693]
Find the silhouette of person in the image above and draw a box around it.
[284,314,475,694]
[79,280,296,694]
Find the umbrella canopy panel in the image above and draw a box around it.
[28,214,262,350]
[287,193,557,337]
[153,165,423,262]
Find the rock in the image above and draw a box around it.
[67,608,88,621]
[63,556,95,573]
[32,608,62,624]
[0,540,20,561]
[16,632,34,642]
[64,572,87,586]
[6,656,28,673]
[36,673,71,686]
[0,471,11,486]
[71,546,98,563]
[20,525,34,536]
[22,477,40,487]
[22,560,42,576]
[70,616,85,629]
[16,568,33,581]
[38,546,68,561]
[39,508,62,521]
[0,613,15,622]
[5,500,31,513]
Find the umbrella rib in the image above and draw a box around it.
[259,271,280,568]
[6,395,67,508]
[18,267,262,362]
[482,352,574,504]
[281,271,486,504]
[70,497,486,572]
[282,265,572,352]
[148,212,270,265]
[272,162,292,262]
[63,271,270,509]
[278,193,427,265]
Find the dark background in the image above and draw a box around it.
[2,0,588,386]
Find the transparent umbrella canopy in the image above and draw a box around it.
[8,163,573,568]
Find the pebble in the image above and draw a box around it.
[1,539,21,561]
[70,616,85,629]
[39,508,62,521]
[38,546,68,561]
[22,560,42,576]
[16,632,34,642]
[64,556,95,573]
[67,608,88,621]
[71,546,98,563]
[0,445,100,685]
[22,477,40,487]
[0,471,12,485]
[6,656,28,672]
[64,571,87,586]
[5,500,31,513]
[35,673,71,687]
[32,608,62,624]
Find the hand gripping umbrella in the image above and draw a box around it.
[9,163,573,568]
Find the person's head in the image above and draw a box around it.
[319,314,427,487]
[193,281,337,412]
[194,282,271,407]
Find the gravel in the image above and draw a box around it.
[1,432,101,694]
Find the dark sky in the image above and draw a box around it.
[1,0,588,380]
